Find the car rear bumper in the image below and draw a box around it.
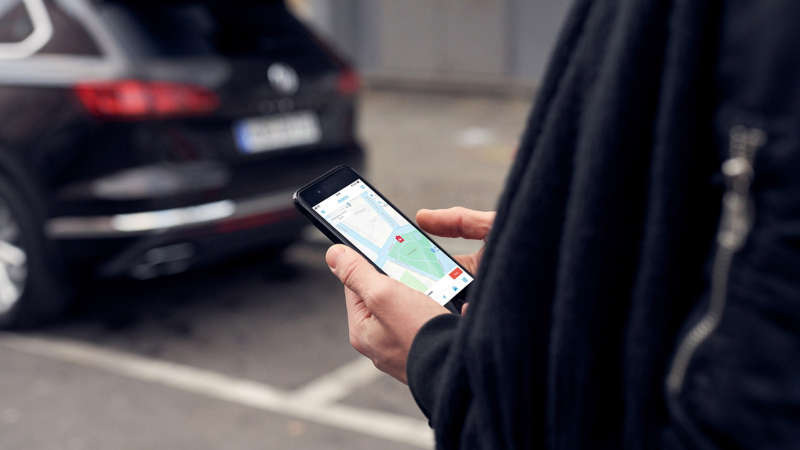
[45,188,298,239]
[47,142,364,277]
[50,189,310,279]
[93,211,309,279]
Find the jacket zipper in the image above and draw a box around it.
[666,125,766,395]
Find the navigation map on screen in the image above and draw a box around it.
[314,180,472,306]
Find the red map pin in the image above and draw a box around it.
[395,236,404,243]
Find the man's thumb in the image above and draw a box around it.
[326,244,348,270]
[326,245,386,302]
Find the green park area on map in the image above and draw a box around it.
[399,271,429,292]
[388,230,445,279]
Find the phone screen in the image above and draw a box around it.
[313,179,473,306]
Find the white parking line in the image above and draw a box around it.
[0,333,433,449]
[292,356,384,406]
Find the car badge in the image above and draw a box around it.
[268,63,299,95]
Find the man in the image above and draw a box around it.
[326,0,800,448]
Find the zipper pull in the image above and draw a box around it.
[718,126,766,251]
[665,125,766,395]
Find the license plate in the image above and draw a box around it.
[234,112,321,154]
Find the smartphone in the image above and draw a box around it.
[293,166,472,314]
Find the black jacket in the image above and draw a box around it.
[406,0,800,449]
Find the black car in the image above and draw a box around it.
[0,0,365,327]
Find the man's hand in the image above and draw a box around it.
[416,207,495,274]
[327,207,496,381]
[326,245,449,384]
[417,207,496,315]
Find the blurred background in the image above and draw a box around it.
[0,0,568,448]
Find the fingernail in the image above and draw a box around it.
[326,245,346,269]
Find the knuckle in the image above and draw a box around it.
[371,352,394,375]
[363,281,391,305]
[349,332,363,353]
[451,210,465,238]
[350,328,373,357]
[373,281,393,298]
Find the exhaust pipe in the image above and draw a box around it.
[130,243,197,280]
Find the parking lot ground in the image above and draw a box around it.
[0,90,531,449]
[0,344,425,450]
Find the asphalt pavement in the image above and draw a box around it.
[0,90,531,450]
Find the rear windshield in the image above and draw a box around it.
[99,1,327,59]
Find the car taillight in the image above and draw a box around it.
[74,80,220,119]
[337,69,361,96]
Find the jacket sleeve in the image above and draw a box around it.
[406,313,460,420]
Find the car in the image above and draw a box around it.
[0,0,365,327]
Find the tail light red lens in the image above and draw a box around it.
[74,80,220,119]
[337,69,361,96]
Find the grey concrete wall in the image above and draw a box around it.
[508,0,573,80]
[300,0,573,87]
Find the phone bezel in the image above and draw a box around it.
[293,166,471,313]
